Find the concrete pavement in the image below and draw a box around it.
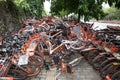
[30,58,101,80]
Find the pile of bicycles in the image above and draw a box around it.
[0,16,120,80]
[0,17,83,80]
[77,24,120,80]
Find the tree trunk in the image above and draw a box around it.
[77,9,80,23]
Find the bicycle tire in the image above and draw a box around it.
[7,69,27,80]
[111,70,120,80]
[92,54,106,70]
[86,50,99,64]
[100,62,120,78]
[10,59,41,77]
[29,55,44,68]
[99,58,116,73]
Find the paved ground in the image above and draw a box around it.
[72,59,101,80]
[30,58,101,80]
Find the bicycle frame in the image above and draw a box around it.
[0,56,11,77]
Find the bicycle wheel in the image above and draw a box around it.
[64,51,83,67]
[99,58,116,73]
[92,54,106,70]
[26,66,41,77]
[100,62,120,78]
[80,47,97,59]
[10,59,41,77]
[7,69,27,80]
[26,57,41,77]
[86,50,99,64]
[29,55,44,68]
[111,70,120,80]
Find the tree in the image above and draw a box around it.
[51,0,105,22]
[106,0,120,8]
[51,0,119,22]
[5,0,45,21]
[0,0,45,33]
[25,0,45,17]
[51,0,78,17]
[103,5,120,20]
